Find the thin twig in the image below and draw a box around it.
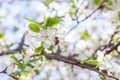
[105,41,120,54]
[93,41,120,59]
[66,0,105,35]
[16,32,28,52]
[0,67,20,80]
[0,32,27,56]
[93,26,120,59]
[108,26,120,45]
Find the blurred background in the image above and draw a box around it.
[1,0,120,80]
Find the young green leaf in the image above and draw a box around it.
[43,0,53,7]
[28,58,39,63]
[18,63,26,71]
[99,74,105,80]
[84,56,92,61]
[26,63,34,68]
[34,69,40,74]
[22,51,26,59]
[23,71,29,77]
[48,45,54,51]
[79,60,84,64]
[34,46,44,53]
[111,38,119,43]
[29,23,40,33]
[93,0,101,5]
[69,11,74,17]
[117,10,120,20]
[10,54,20,63]
[86,60,100,66]
[0,33,4,39]
[25,18,37,23]
[40,41,45,46]
[12,71,21,77]
[80,30,90,40]
[107,0,112,5]
[39,55,44,61]
[45,17,62,29]
[71,0,77,8]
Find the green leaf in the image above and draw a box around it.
[71,0,77,8]
[10,54,20,63]
[0,33,4,39]
[79,60,84,64]
[45,57,50,62]
[34,69,39,74]
[93,0,101,5]
[117,10,120,20]
[111,38,119,43]
[6,43,14,48]
[12,71,21,77]
[41,41,44,46]
[84,56,92,61]
[48,45,54,51]
[28,58,39,63]
[18,63,26,71]
[25,18,37,23]
[22,51,26,59]
[34,46,44,53]
[39,55,44,61]
[43,0,53,7]
[42,25,46,29]
[69,11,74,17]
[29,23,40,33]
[86,60,100,66]
[45,17,62,29]
[107,0,112,5]
[81,30,90,40]
[23,71,29,77]
[117,25,120,28]
[99,74,105,80]
[26,63,34,68]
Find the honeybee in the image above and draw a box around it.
[54,36,59,45]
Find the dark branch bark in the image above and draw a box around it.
[93,25,120,59]
[108,26,120,46]
[0,32,27,56]
[31,52,119,80]
[0,67,20,80]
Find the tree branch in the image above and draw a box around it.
[93,26,120,59]
[0,67,20,80]
[31,52,119,80]
[0,32,28,56]
[108,26,120,46]
[66,0,105,35]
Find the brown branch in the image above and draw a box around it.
[0,67,20,80]
[108,26,120,46]
[105,41,120,54]
[16,32,28,52]
[0,32,28,56]
[78,0,105,24]
[66,0,105,35]
[93,41,120,59]
[31,52,119,80]
[0,50,17,56]
[93,26,120,59]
